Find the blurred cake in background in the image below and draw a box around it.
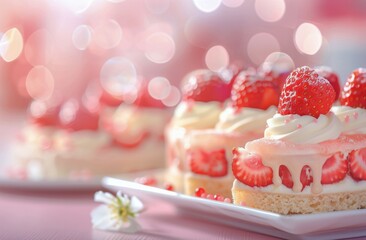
[165,69,231,191]
[11,77,172,180]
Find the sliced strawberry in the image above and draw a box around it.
[278,66,335,118]
[59,99,100,131]
[348,148,366,181]
[279,165,312,190]
[182,69,231,102]
[314,66,341,102]
[232,147,273,187]
[340,68,366,108]
[321,152,348,184]
[189,149,228,177]
[231,71,280,110]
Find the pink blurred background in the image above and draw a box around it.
[1,0,366,111]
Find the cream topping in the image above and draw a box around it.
[216,106,277,133]
[264,112,342,144]
[113,104,170,137]
[54,130,110,151]
[171,101,222,129]
[332,106,366,134]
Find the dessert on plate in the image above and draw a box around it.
[184,69,280,198]
[232,66,366,214]
[12,78,171,180]
[165,69,231,191]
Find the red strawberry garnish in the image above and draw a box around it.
[340,68,366,108]
[232,147,273,187]
[348,148,366,181]
[314,66,341,102]
[231,71,280,110]
[59,99,99,131]
[278,66,336,118]
[189,149,228,177]
[321,152,348,184]
[182,69,231,102]
[279,165,312,190]
[28,100,60,127]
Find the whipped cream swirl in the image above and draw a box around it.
[264,112,342,144]
[216,106,277,133]
[171,101,222,129]
[332,106,366,134]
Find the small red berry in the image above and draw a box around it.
[195,187,206,197]
[164,183,174,191]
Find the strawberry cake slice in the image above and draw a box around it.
[232,66,366,214]
[165,69,231,191]
[184,70,279,198]
[13,78,172,180]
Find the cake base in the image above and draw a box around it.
[185,174,233,198]
[232,185,366,215]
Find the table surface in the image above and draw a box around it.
[0,187,280,240]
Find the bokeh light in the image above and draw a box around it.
[255,0,285,22]
[72,25,93,50]
[295,23,322,55]
[26,66,55,101]
[247,32,280,65]
[0,28,23,62]
[25,29,54,66]
[262,52,295,73]
[161,85,180,107]
[148,77,171,100]
[205,45,229,72]
[222,0,244,8]
[145,0,170,14]
[59,99,79,125]
[94,19,122,50]
[58,0,94,14]
[193,0,222,13]
[100,57,137,97]
[144,32,175,64]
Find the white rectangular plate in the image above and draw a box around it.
[102,172,366,240]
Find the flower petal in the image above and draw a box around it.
[94,191,118,206]
[120,217,141,234]
[91,205,119,230]
[116,191,130,206]
[129,196,144,213]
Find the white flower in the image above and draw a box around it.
[91,191,144,233]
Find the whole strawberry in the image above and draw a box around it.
[231,70,280,110]
[182,69,231,102]
[340,68,366,108]
[278,66,335,118]
[314,66,341,102]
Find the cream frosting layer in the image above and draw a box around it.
[171,101,222,129]
[54,130,110,151]
[332,106,366,134]
[113,104,170,137]
[264,112,342,144]
[216,106,277,133]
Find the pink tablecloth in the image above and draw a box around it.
[0,188,277,240]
